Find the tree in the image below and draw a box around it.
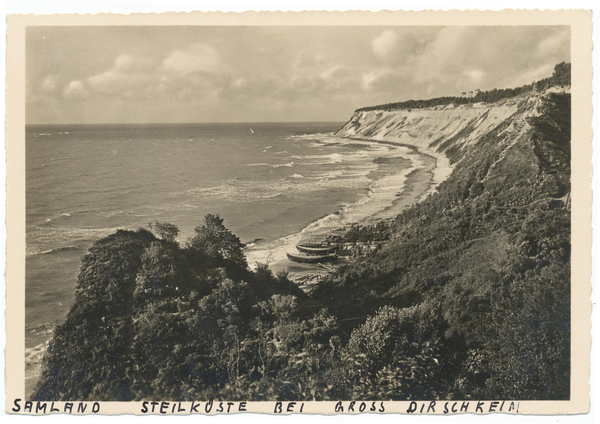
[149,221,180,244]
[188,214,247,269]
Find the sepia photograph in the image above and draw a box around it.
[5,8,593,415]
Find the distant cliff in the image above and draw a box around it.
[336,88,569,187]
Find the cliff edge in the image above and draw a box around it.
[335,88,570,191]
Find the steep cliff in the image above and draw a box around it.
[336,89,569,188]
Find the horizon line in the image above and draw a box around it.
[26,120,347,126]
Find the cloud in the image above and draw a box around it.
[87,55,157,99]
[84,47,230,102]
[63,81,89,100]
[503,63,555,88]
[403,26,570,96]
[371,28,439,66]
[89,71,155,97]
[371,30,399,63]
[319,66,361,93]
[162,43,221,76]
[296,52,320,68]
[536,33,569,58]
[464,68,485,83]
[39,75,59,94]
[221,76,282,98]
[115,55,137,71]
[220,63,363,101]
[362,69,408,93]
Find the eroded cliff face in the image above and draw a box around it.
[335,90,568,183]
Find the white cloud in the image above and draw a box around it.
[536,35,568,57]
[464,68,485,83]
[220,75,282,99]
[162,43,221,76]
[362,69,408,93]
[317,66,361,93]
[82,46,232,103]
[115,55,136,71]
[87,55,156,98]
[88,70,153,97]
[371,30,398,63]
[504,63,555,88]
[40,75,59,93]
[371,28,439,67]
[63,81,89,100]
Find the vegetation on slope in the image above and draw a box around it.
[33,215,306,401]
[314,91,571,399]
[33,93,570,402]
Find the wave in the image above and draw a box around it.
[272,162,295,169]
[248,161,296,169]
[245,159,425,269]
[299,151,372,166]
[25,339,51,395]
[27,322,57,339]
[27,226,124,256]
[40,246,81,255]
[26,340,50,368]
[180,165,379,206]
[43,212,73,224]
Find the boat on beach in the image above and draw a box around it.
[295,243,338,255]
[286,251,336,264]
[295,233,341,253]
[286,231,346,263]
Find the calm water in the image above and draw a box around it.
[25,122,422,395]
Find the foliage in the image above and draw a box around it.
[187,214,248,271]
[149,221,180,243]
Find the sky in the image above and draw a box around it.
[26,25,570,124]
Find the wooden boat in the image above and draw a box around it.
[295,243,338,254]
[286,252,336,264]
[296,234,339,254]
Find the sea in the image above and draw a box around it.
[25,122,428,396]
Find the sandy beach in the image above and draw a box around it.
[255,136,453,284]
[363,149,438,223]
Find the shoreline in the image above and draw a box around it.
[251,135,452,283]
[342,135,452,223]
[340,135,453,193]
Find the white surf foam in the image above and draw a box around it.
[245,152,424,270]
